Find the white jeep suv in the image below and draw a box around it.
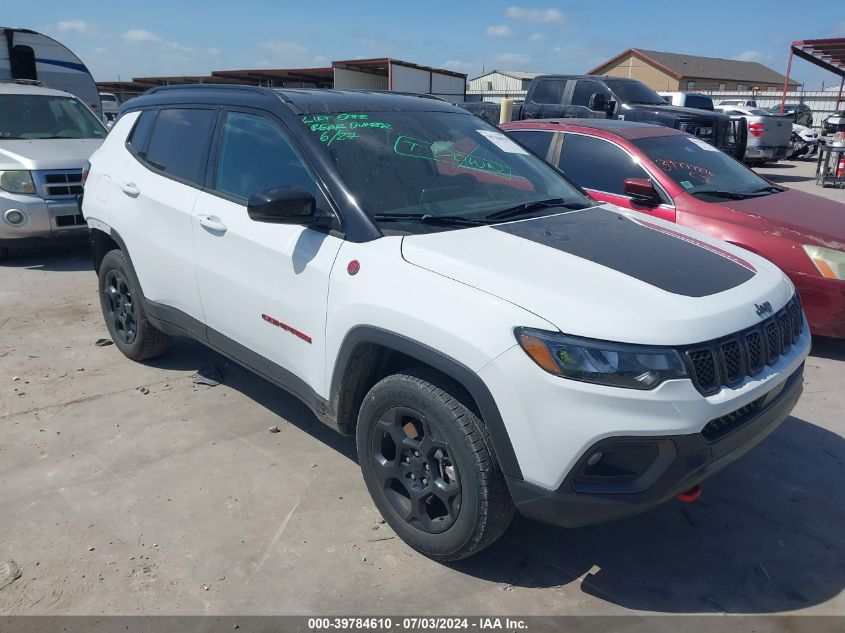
[82,85,809,560]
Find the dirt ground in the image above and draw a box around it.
[1,160,844,616]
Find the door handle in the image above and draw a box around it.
[197,214,227,233]
[120,182,140,197]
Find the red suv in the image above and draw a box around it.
[503,119,845,338]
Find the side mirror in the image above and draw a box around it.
[623,178,660,206]
[247,186,317,224]
[588,92,607,112]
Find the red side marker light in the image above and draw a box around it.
[347,260,360,275]
[677,484,702,503]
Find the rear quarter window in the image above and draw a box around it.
[144,108,217,185]
[506,130,553,159]
[126,110,156,154]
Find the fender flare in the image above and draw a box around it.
[330,326,523,480]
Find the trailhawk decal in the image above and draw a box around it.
[492,208,756,297]
[261,314,312,344]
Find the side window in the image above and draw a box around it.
[10,45,37,80]
[145,108,216,184]
[214,111,321,203]
[531,80,565,105]
[506,130,553,160]
[570,81,610,109]
[558,134,651,196]
[127,110,156,154]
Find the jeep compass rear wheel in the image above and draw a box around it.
[357,370,514,560]
[98,250,171,361]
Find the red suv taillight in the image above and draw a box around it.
[82,161,91,186]
[748,122,765,138]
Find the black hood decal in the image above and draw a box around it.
[493,208,756,297]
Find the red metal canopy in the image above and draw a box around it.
[781,38,845,112]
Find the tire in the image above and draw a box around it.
[97,249,171,361]
[357,369,515,561]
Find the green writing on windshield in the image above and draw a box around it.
[302,113,392,145]
[393,136,512,179]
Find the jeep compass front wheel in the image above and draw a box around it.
[357,370,514,560]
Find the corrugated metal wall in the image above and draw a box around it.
[468,72,525,92]
[333,67,388,90]
[431,72,466,99]
[708,90,844,127]
[391,64,430,92]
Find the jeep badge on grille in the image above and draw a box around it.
[755,301,774,317]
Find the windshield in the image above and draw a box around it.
[602,78,666,105]
[745,108,770,116]
[633,134,775,199]
[768,104,798,113]
[0,94,107,140]
[304,110,591,230]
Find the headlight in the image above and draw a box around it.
[516,328,687,390]
[0,171,35,194]
[803,244,845,280]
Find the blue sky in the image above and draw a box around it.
[8,1,845,88]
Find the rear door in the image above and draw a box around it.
[192,109,343,396]
[555,133,676,222]
[116,107,216,322]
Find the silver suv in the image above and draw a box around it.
[0,82,107,259]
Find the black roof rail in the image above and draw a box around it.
[353,90,448,102]
[145,84,269,95]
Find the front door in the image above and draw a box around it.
[192,110,343,397]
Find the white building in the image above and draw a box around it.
[467,70,541,103]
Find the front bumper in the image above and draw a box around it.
[506,365,803,527]
[790,271,845,338]
[0,192,87,244]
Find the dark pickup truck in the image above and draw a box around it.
[461,75,745,157]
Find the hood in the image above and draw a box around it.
[714,189,845,250]
[0,139,104,171]
[628,103,729,121]
[401,205,792,346]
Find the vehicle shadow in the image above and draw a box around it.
[810,335,845,361]
[452,415,845,613]
[760,173,815,184]
[0,241,90,272]
[145,337,358,461]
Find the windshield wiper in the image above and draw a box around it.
[749,185,785,194]
[372,213,490,226]
[484,197,590,221]
[691,189,757,200]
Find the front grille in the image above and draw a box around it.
[684,294,804,396]
[33,170,84,199]
[702,396,765,441]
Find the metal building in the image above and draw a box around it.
[467,70,541,103]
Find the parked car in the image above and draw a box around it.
[504,119,845,337]
[788,123,820,159]
[766,103,813,127]
[823,109,845,135]
[718,99,758,108]
[459,75,742,156]
[83,86,808,560]
[99,92,119,123]
[715,105,792,164]
[658,91,714,110]
[0,81,108,259]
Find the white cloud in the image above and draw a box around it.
[735,50,770,63]
[495,52,532,66]
[486,24,514,37]
[56,19,97,35]
[528,32,545,42]
[443,59,478,74]
[504,7,565,23]
[122,29,162,43]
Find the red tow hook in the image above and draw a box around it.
[677,484,702,503]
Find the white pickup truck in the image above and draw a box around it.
[715,104,792,165]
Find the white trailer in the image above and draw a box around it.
[1,27,101,116]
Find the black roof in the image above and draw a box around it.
[120,84,464,116]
